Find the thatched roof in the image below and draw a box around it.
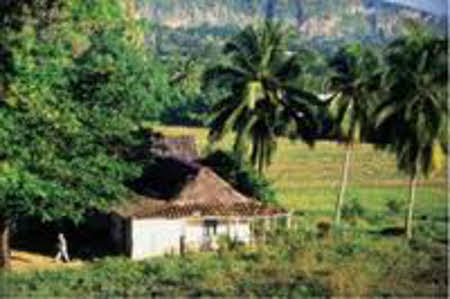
[115,133,285,219]
[114,167,285,219]
[150,135,198,162]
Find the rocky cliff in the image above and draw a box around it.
[137,0,446,37]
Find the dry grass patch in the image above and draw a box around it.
[10,250,84,272]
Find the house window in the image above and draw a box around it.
[204,219,218,237]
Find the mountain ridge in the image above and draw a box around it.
[137,0,446,37]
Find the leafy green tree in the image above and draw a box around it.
[0,0,158,269]
[327,44,381,225]
[375,26,447,240]
[204,21,323,173]
[69,27,169,127]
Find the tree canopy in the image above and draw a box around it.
[0,0,161,224]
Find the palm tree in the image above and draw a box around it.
[203,21,323,174]
[327,44,381,225]
[375,25,447,240]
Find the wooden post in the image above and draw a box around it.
[179,235,186,256]
[234,218,239,242]
[263,217,270,243]
[248,218,252,246]
[250,217,256,246]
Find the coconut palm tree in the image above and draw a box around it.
[375,25,447,240]
[203,21,323,174]
[327,44,382,225]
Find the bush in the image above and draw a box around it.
[386,197,405,214]
[200,150,279,205]
[342,196,366,218]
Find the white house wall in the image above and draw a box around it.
[229,221,251,243]
[131,218,184,259]
[129,217,252,260]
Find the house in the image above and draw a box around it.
[108,135,286,260]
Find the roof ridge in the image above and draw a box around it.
[173,166,254,206]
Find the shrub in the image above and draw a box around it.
[386,197,405,214]
[335,240,365,257]
[342,196,366,218]
[200,150,279,205]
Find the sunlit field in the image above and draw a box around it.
[154,125,446,218]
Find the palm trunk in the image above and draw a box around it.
[405,155,421,240]
[334,143,353,226]
[0,217,11,270]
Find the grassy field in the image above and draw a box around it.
[155,125,446,218]
[3,224,447,297]
[2,125,447,297]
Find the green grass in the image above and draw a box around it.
[2,227,447,297]
[154,125,446,217]
[3,125,446,298]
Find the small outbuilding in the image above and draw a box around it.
[110,160,286,260]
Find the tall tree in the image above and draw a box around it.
[204,21,323,174]
[0,0,159,269]
[375,25,447,240]
[327,43,381,225]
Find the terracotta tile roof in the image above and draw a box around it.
[117,202,285,219]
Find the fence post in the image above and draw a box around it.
[249,217,254,246]
[179,235,186,256]
[263,217,270,243]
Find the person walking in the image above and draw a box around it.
[54,233,70,263]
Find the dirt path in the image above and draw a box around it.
[11,250,84,272]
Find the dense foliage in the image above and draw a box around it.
[200,150,278,205]
[0,0,163,223]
